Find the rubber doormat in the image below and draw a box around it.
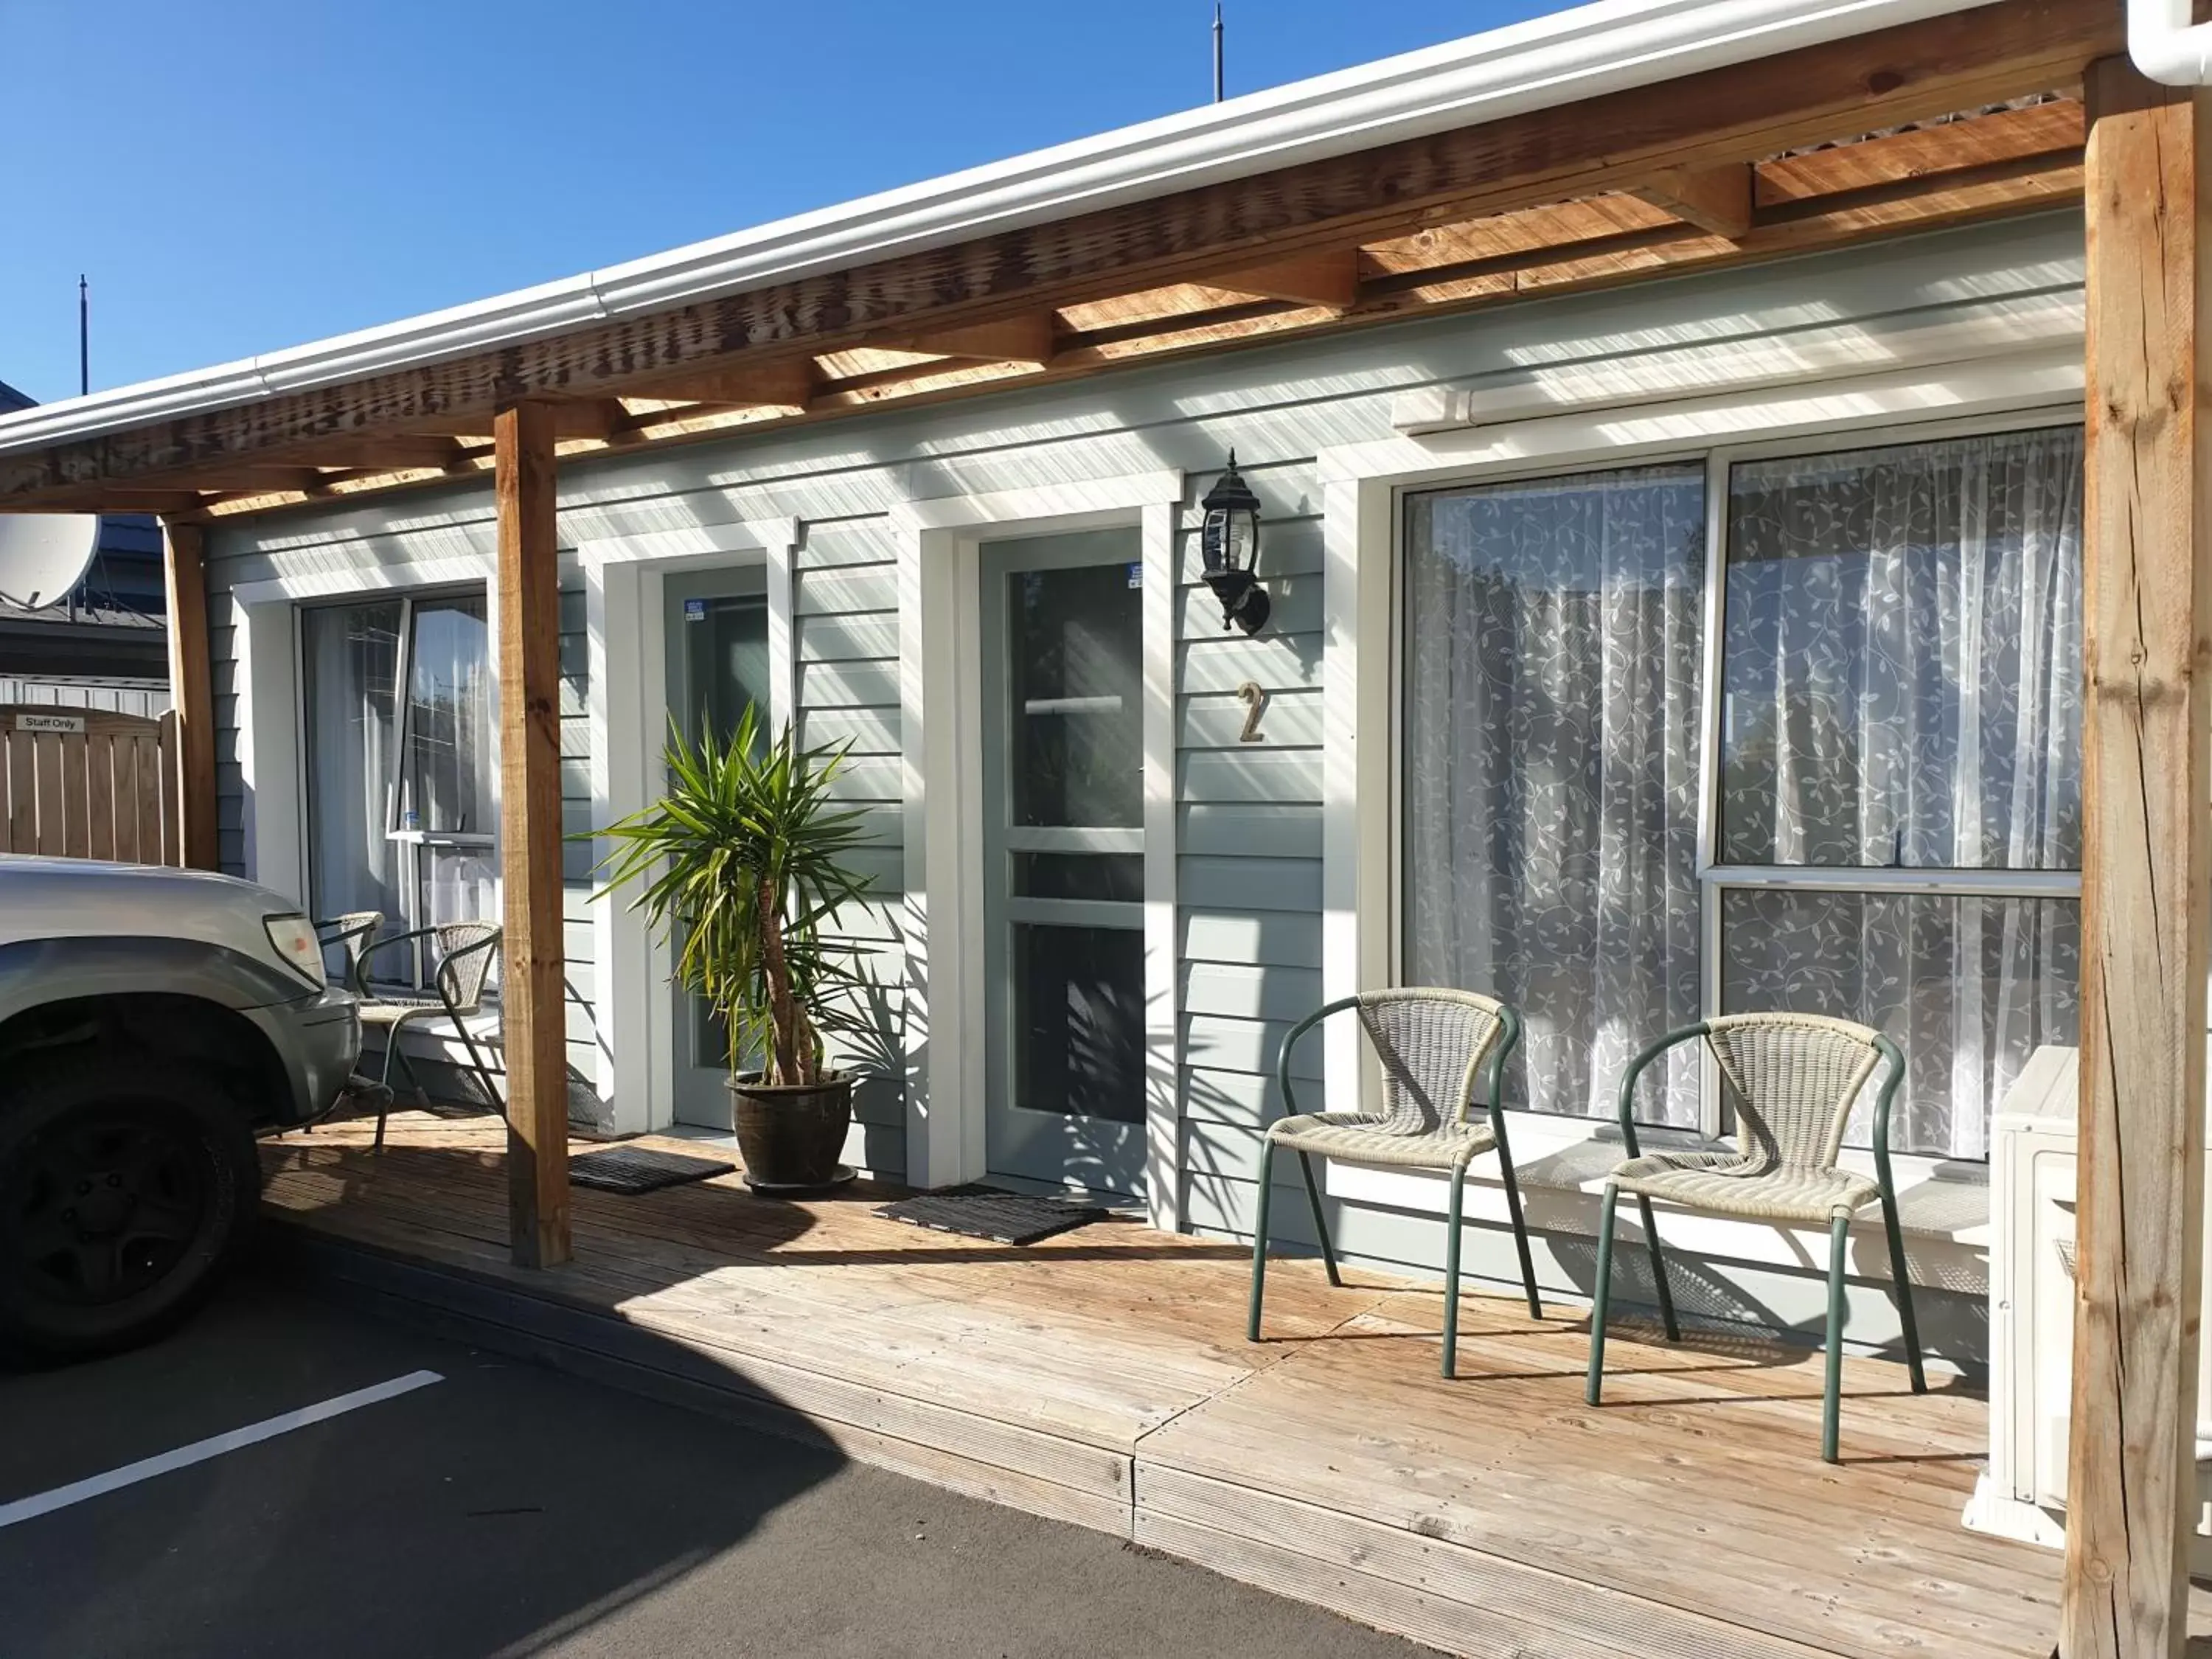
[570,1146,737,1194]
[875,1183,1106,1246]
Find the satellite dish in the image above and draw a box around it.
[0,515,100,609]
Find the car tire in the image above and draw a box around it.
[0,1058,260,1359]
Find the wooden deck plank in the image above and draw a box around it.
[258,1116,2066,1659]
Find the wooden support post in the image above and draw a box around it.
[2061,56,2212,1659]
[493,400,571,1269]
[159,519,218,870]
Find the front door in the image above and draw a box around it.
[980,530,1148,1198]
[663,567,773,1130]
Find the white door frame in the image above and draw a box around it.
[577,515,799,1136]
[893,470,1183,1228]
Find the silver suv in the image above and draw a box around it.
[0,855,365,1356]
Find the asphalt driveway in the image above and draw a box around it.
[0,1262,1427,1658]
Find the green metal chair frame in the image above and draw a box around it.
[352,922,506,1152]
[1582,1015,1927,1463]
[1247,990,1540,1379]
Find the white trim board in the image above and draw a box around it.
[228,552,562,903]
[580,517,801,1137]
[894,468,1186,1226]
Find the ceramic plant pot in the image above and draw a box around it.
[725,1071,852,1192]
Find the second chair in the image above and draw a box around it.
[1248,987,1542,1378]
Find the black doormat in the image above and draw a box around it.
[570,1146,737,1195]
[875,1183,1106,1246]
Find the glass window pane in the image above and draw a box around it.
[399,596,495,838]
[1402,463,1707,1124]
[1013,923,1144,1123]
[1007,565,1142,830]
[302,599,405,956]
[1719,888,2079,1157]
[1012,852,1144,902]
[1719,426,2084,869]
[692,594,772,748]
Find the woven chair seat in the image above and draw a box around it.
[1266,1110,1498,1170]
[1610,1149,1879,1223]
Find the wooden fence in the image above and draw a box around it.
[0,705,180,864]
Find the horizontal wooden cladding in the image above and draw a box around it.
[0,0,2112,513]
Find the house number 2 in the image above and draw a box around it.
[1236,681,1269,742]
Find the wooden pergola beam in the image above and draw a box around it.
[631,359,818,409]
[165,147,2081,521]
[1630,163,1756,237]
[493,400,571,1270]
[402,402,625,442]
[0,0,2118,507]
[1204,250,1363,310]
[159,520,218,870]
[891,315,1059,364]
[2061,56,2210,1659]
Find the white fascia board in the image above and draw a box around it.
[0,0,1983,457]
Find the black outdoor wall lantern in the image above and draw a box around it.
[1200,451,1270,635]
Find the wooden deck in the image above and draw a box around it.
[262,1113,2073,1659]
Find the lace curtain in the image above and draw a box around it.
[1403,464,1708,1127]
[1719,427,2084,1157]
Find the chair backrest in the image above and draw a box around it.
[431,922,503,1014]
[1704,1012,1885,1173]
[316,911,384,990]
[1354,988,1510,1135]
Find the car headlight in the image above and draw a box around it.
[264,913,328,989]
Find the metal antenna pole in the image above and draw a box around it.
[1213,3,1224,102]
[78,275,89,396]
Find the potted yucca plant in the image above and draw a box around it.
[593,706,876,1191]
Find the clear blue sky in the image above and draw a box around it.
[0,1,1553,404]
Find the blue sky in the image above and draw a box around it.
[0,1,1554,403]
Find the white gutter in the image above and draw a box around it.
[0,0,1989,457]
[2129,0,2212,84]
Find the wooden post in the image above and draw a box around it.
[159,520,218,870]
[494,400,571,1269]
[2061,57,2212,1659]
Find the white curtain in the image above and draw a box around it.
[1403,464,1708,1127]
[302,599,404,949]
[1719,426,2084,1156]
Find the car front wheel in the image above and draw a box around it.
[0,1060,257,1358]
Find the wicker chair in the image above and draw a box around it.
[1248,989,1541,1379]
[314,911,385,988]
[352,922,506,1151]
[1583,1012,1927,1462]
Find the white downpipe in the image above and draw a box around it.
[2130,0,2212,85]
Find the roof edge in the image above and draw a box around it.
[0,0,1986,458]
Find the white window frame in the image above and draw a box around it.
[891,470,1184,1227]
[574,515,800,1139]
[1386,412,2086,1147]
[297,585,498,988]
[1316,350,2087,1285]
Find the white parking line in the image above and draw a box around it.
[0,1368,443,1530]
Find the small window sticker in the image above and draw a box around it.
[1126,562,1143,589]
[683,597,709,622]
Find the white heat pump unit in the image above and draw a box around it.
[1964,1045,2077,1549]
[1965,1044,2212,1571]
